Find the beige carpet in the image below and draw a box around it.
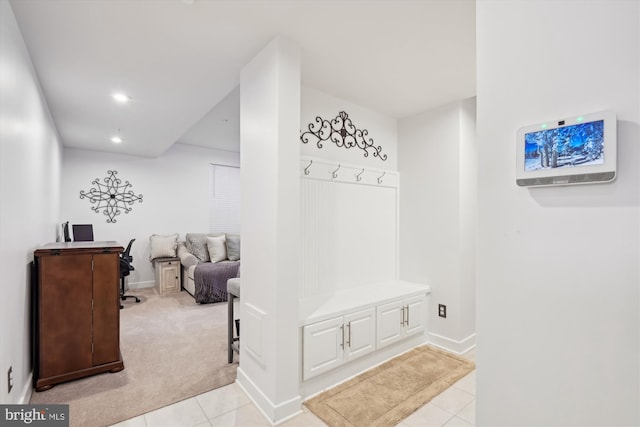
[30,287,237,427]
[305,345,475,427]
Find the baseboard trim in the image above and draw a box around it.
[236,368,302,425]
[18,372,33,405]
[127,280,154,290]
[427,332,476,355]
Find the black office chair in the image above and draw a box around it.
[120,239,140,308]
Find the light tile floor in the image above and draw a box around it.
[111,349,476,427]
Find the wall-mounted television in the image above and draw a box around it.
[516,111,616,187]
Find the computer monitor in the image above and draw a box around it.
[72,224,94,242]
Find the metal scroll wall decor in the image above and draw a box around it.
[79,170,143,223]
[300,111,387,161]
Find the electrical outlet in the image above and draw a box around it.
[7,366,13,393]
[438,304,447,318]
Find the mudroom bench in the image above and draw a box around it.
[299,280,430,382]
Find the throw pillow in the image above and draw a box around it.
[186,233,211,262]
[226,234,241,261]
[149,233,179,261]
[206,235,227,263]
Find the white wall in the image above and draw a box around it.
[300,173,399,299]
[476,1,639,426]
[0,0,63,404]
[398,98,477,353]
[299,86,400,301]
[61,143,239,286]
[301,86,397,170]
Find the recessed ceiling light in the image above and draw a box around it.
[111,135,123,144]
[112,93,130,103]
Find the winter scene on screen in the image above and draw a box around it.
[524,120,604,171]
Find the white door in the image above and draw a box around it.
[344,307,376,362]
[376,299,405,349]
[404,294,427,337]
[302,316,344,380]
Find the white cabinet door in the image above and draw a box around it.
[404,294,426,337]
[377,295,427,349]
[160,262,181,293]
[155,258,181,295]
[303,316,344,380]
[344,308,376,362]
[376,299,405,349]
[303,292,429,381]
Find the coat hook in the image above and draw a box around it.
[331,164,341,179]
[304,160,313,176]
[356,168,364,182]
[377,171,385,184]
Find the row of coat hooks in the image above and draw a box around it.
[304,160,386,184]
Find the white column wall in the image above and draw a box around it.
[476,1,639,426]
[0,1,63,404]
[458,98,477,342]
[237,36,301,423]
[398,98,476,353]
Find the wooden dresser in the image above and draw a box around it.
[33,241,125,391]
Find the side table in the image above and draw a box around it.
[154,257,181,295]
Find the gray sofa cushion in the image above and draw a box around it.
[186,233,224,262]
[226,234,241,261]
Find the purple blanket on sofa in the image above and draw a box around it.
[193,261,240,304]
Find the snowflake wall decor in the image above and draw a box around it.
[79,170,143,223]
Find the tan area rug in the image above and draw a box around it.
[305,345,474,427]
[30,287,237,427]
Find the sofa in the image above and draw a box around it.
[177,233,240,303]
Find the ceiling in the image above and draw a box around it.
[10,0,476,158]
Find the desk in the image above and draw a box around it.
[34,241,125,391]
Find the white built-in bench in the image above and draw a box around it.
[299,280,430,381]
